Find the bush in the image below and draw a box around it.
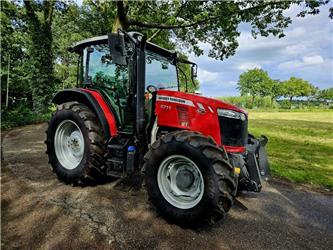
[219,96,332,110]
[219,96,278,109]
[1,106,51,130]
[278,100,291,109]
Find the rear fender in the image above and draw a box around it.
[52,88,118,138]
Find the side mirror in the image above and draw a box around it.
[191,64,198,78]
[108,33,126,66]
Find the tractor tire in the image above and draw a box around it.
[144,130,237,226]
[45,102,106,185]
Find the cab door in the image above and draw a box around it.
[81,43,130,129]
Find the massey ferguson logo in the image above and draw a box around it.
[157,95,195,107]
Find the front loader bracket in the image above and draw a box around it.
[243,134,271,192]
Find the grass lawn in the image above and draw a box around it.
[248,110,333,189]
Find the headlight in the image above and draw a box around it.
[217,109,246,121]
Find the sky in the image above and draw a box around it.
[189,3,333,97]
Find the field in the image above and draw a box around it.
[248,110,333,189]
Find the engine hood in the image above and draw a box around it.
[157,90,247,115]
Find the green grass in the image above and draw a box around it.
[248,110,333,189]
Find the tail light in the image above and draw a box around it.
[177,106,190,127]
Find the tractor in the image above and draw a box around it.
[45,30,270,225]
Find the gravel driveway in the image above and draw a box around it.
[1,123,333,249]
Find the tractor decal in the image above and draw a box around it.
[156,95,195,107]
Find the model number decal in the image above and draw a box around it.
[157,95,195,107]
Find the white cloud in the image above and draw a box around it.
[302,55,324,65]
[237,31,284,52]
[237,62,261,71]
[228,80,237,86]
[197,69,219,84]
[282,44,307,56]
[285,27,306,38]
[278,55,325,69]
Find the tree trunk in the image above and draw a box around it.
[251,95,255,107]
[289,96,293,109]
[289,96,293,102]
[114,0,129,31]
[6,54,10,109]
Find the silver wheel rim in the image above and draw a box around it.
[54,120,84,170]
[157,155,204,209]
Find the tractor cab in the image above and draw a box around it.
[68,34,186,133]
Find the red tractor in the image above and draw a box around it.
[46,30,270,225]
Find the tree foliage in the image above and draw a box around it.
[237,68,273,106]
[23,0,57,112]
[1,1,31,106]
[114,0,331,60]
[316,87,333,102]
[237,70,322,107]
[281,77,316,102]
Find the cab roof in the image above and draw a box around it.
[68,35,176,59]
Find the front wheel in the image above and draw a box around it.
[144,131,237,226]
[45,102,106,185]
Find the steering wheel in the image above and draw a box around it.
[146,85,158,93]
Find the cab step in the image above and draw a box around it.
[106,170,125,178]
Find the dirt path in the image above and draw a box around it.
[1,123,333,249]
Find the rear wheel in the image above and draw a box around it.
[144,131,237,226]
[46,102,106,185]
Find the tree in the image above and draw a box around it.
[1,1,32,109]
[237,68,272,106]
[281,77,315,103]
[269,80,284,104]
[23,0,57,112]
[112,0,331,60]
[316,88,333,102]
[52,2,88,90]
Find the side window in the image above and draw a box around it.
[83,44,128,97]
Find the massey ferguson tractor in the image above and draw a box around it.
[45,30,270,225]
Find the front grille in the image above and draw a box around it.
[218,116,248,147]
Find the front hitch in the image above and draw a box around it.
[243,134,271,192]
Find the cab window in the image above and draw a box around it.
[145,52,178,91]
[82,44,128,97]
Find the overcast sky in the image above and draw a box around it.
[190,3,333,97]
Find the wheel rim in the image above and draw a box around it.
[54,120,84,170]
[157,155,204,209]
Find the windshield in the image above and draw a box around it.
[81,45,178,92]
[146,52,178,91]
